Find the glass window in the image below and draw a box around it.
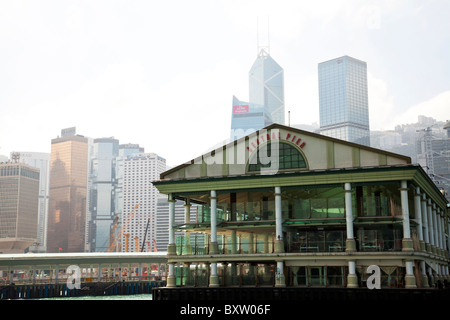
[247,142,307,173]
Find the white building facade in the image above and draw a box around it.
[121,153,166,252]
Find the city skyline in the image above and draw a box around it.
[1,1,450,168]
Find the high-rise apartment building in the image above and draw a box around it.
[230,48,284,141]
[0,162,40,253]
[318,56,370,146]
[47,127,89,253]
[14,151,50,253]
[121,153,166,252]
[156,198,201,253]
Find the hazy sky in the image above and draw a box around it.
[1,0,449,167]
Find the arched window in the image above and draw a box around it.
[247,142,307,173]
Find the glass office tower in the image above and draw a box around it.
[318,56,370,146]
[88,137,119,252]
[249,49,285,125]
[47,128,89,253]
[230,48,284,141]
[230,96,272,141]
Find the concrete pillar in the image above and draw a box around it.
[274,186,284,253]
[414,187,425,251]
[436,209,442,256]
[264,233,269,253]
[7,266,12,285]
[439,210,446,257]
[344,183,356,252]
[427,199,435,253]
[432,203,438,255]
[405,261,417,288]
[400,181,413,251]
[347,261,358,288]
[421,195,430,252]
[231,230,237,254]
[184,198,192,254]
[421,261,430,288]
[210,190,218,254]
[275,261,285,287]
[428,266,435,287]
[167,263,176,287]
[209,262,219,287]
[167,193,177,256]
[55,265,59,283]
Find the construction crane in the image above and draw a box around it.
[107,204,140,252]
[134,236,140,252]
[124,234,130,252]
[140,218,158,252]
[141,218,151,252]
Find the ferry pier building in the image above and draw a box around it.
[153,124,449,289]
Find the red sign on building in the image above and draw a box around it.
[233,105,249,113]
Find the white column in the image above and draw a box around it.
[209,262,219,287]
[432,203,438,254]
[274,186,284,253]
[436,209,442,252]
[167,263,175,287]
[168,193,176,255]
[414,187,424,249]
[405,261,417,288]
[344,183,356,252]
[427,199,435,250]
[439,209,445,251]
[210,190,218,254]
[400,181,413,251]
[166,194,177,287]
[184,198,192,254]
[347,261,358,288]
[231,230,237,254]
[55,265,59,283]
[275,261,285,287]
[421,195,430,248]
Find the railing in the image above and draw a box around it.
[358,239,402,252]
[289,241,345,253]
[174,238,404,255]
[176,241,275,255]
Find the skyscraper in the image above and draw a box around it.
[87,137,119,252]
[230,96,272,141]
[14,151,50,253]
[47,127,89,253]
[249,48,285,125]
[0,162,40,253]
[121,153,166,252]
[318,56,370,146]
[230,47,284,141]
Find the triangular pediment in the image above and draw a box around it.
[160,124,411,181]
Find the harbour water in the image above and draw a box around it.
[34,293,153,300]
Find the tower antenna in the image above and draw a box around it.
[257,16,270,56]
